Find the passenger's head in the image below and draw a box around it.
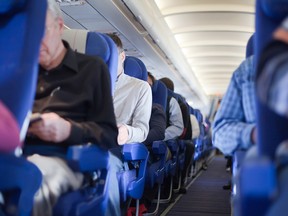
[39,0,65,70]
[147,71,156,86]
[107,33,126,76]
[274,17,288,44]
[159,77,174,91]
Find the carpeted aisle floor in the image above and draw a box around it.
[165,156,231,216]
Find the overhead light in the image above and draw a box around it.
[57,0,85,6]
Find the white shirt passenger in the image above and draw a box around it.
[113,73,152,143]
[164,97,184,141]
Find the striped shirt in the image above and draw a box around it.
[212,56,256,155]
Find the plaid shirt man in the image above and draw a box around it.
[212,56,256,155]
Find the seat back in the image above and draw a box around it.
[0,0,46,140]
[62,30,118,94]
[151,80,168,111]
[255,0,288,66]
[255,0,288,159]
[246,34,254,58]
[236,1,288,216]
[124,56,148,81]
[0,1,46,215]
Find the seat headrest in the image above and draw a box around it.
[261,0,288,21]
[152,80,168,111]
[62,29,117,94]
[255,0,288,66]
[0,0,26,14]
[246,34,254,58]
[62,30,110,61]
[124,56,148,81]
[86,32,110,62]
[134,58,148,81]
[0,0,46,131]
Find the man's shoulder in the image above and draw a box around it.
[124,74,150,89]
[233,56,255,83]
[75,51,104,64]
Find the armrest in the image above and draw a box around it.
[233,150,247,174]
[122,143,149,199]
[0,153,42,216]
[166,139,179,154]
[66,145,109,172]
[122,143,149,161]
[152,140,167,155]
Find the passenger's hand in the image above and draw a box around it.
[117,124,129,145]
[28,112,71,143]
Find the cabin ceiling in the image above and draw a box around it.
[59,0,255,113]
[152,0,255,96]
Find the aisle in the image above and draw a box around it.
[164,156,231,216]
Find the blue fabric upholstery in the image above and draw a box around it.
[236,1,288,216]
[0,0,46,130]
[86,32,118,93]
[62,30,118,94]
[54,146,110,216]
[98,33,118,93]
[246,34,254,58]
[120,144,149,200]
[255,0,288,66]
[152,80,168,112]
[145,141,168,188]
[54,30,118,216]
[124,56,148,81]
[0,1,46,216]
[0,153,42,216]
[255,0,288,158]
[0,0,26,14]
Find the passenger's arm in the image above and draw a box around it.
[212,62,255,155]
[164,97,184,141]
[143,104,166,146]
[66,61,118,150]
[28,112,71,142]
[125,82,152,143]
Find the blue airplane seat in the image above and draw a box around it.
[119,56,150,214]
[168,93,188,192]
[62,30,118,94]
[255,1,288,215]
[254,0,288,159]
[124,56,148,81]
[148,79,168,180]
[144,80,169,215]
[193,109,205,158]
[0,1,46,216]
[151,80,168,111]
[53,145,110,216]
[0,0,46,135]
[237,1,288,215]
[255,0,288,67]
[246,34,254,58]
[118,144,149,202]
[53,29,120,216]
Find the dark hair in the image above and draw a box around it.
[159,77,174,91]
[147,71,156,83]
[106,33,123,50]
